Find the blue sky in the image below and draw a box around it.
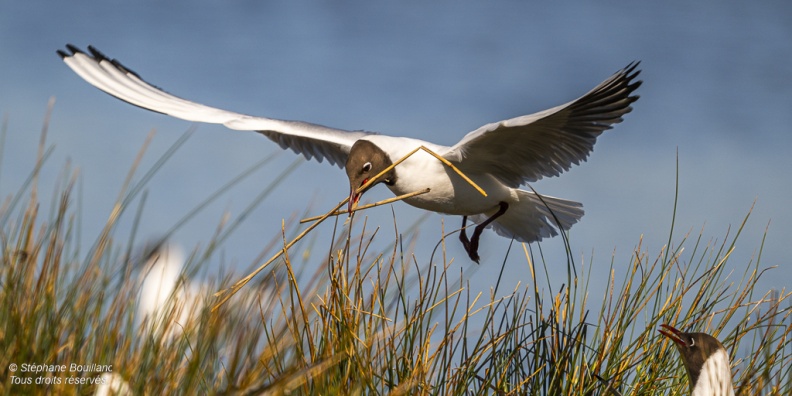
[1,2,790,304]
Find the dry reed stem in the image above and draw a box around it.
[212,145,485,311]
[299,188,431,223]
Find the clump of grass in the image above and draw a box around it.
[1,109,790,395]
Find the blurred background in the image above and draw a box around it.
[1,2,789,303]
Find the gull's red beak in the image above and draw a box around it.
[348,178,368,214]
[659,324,685,347]
[348,188,360,214]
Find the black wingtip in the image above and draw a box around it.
[65,43,83,55]
[622,61,642,81]
[61,44,143,79]
[59,44,83,59]
[111,57,141,79]
[87,45,110,63]
[619,61,643,102]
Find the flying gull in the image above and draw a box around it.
[58,45,641,262]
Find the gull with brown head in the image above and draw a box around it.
[58,44,640,262]
[660,324,735,396]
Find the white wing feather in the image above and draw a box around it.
[58,45,371,167]
[443,63,641,186]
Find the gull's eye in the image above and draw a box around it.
[362,162,372,172]
[689,338,695,347]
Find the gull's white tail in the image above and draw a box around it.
[470,189,583,243]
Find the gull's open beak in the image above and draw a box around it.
[659,324,685,347]
[348,178,369,214]
[348,188,360,214]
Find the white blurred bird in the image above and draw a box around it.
[94,373,132,396]
[59,45,641,262]
[136,243,202,342]
[659,324,735,396]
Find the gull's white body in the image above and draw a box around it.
[59,45,640,247]
[363,135,512,215]
[693,349,735,396]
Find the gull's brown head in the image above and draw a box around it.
[659,324,729,392]
[345,140,396,213]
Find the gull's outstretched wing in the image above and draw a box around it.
[443,63,641,186]
[58,45,372,167]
